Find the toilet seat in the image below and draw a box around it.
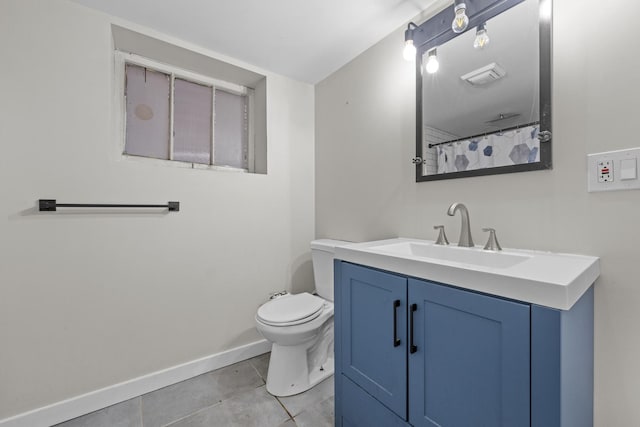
[257,293,325,327]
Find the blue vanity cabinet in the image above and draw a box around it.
[335,261,596,427]
[335,261,530,427]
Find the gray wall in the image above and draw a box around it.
[316,0,640,424]
[0,0,315,419]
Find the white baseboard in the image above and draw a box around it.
[0,339,271,427]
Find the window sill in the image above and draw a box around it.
[121,154,249,173]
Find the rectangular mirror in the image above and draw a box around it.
[415,0,551,181]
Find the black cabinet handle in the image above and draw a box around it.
[393,299,401,347]
[410,303,418,354]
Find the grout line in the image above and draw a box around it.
[162,386,293,427]
[161,400,224,427]
[248,360,267,384]
[248,353,270,381]
[161,380,258,425]
[138,397,144,427]
[274,396,295,424]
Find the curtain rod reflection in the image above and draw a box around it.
[428,121,540,148]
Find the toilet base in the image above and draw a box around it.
[265,321,334,397]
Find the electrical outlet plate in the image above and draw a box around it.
[597,160,613,183]
[588,148,640,192]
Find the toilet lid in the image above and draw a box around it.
[257,293,325,326]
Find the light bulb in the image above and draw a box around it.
[452,2,469,33]
[540,0,551,20]
[425,50,439,74]
[403,39,416,61]
[474,23,490,49]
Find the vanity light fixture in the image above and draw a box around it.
[452,0,470,33]
[403,22,419,61]
[425,48,440,74]
[474,22,490,49]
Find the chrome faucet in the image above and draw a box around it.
[447,203,474,247]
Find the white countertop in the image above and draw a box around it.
[334,238,600,310]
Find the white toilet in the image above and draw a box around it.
[255,239,348,397]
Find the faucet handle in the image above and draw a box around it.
[433,225,449,245]
[482,228,502,251]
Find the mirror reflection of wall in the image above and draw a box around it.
[418,0,549,178]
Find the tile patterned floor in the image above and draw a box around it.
[54,352,334,427]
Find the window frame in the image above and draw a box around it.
[114,51,255,172]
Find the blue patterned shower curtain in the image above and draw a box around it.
[437,124,540,173]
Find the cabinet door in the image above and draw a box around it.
[408,279,530,427]
[340,263,408,418]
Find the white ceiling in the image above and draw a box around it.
[71,0,444,84]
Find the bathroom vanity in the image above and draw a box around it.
[333,238,599,427]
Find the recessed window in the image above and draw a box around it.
[120,54,252,171]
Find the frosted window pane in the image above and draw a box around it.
[124,64,170,160]
[214,89,248,169]
[174,79,212,164]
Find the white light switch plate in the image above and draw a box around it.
[588,148,640,192]
[620,158,637,180]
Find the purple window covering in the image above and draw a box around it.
[173,78,213,164]
[124,64,170,160]
[214,89,248,169]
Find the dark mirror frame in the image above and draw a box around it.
[415,0,552,182]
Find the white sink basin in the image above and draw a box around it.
[335,238,600,310]
[368,241,531,269]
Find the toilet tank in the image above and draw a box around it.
[310,239,350,302]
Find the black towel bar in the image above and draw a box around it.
[38,199,179,212]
